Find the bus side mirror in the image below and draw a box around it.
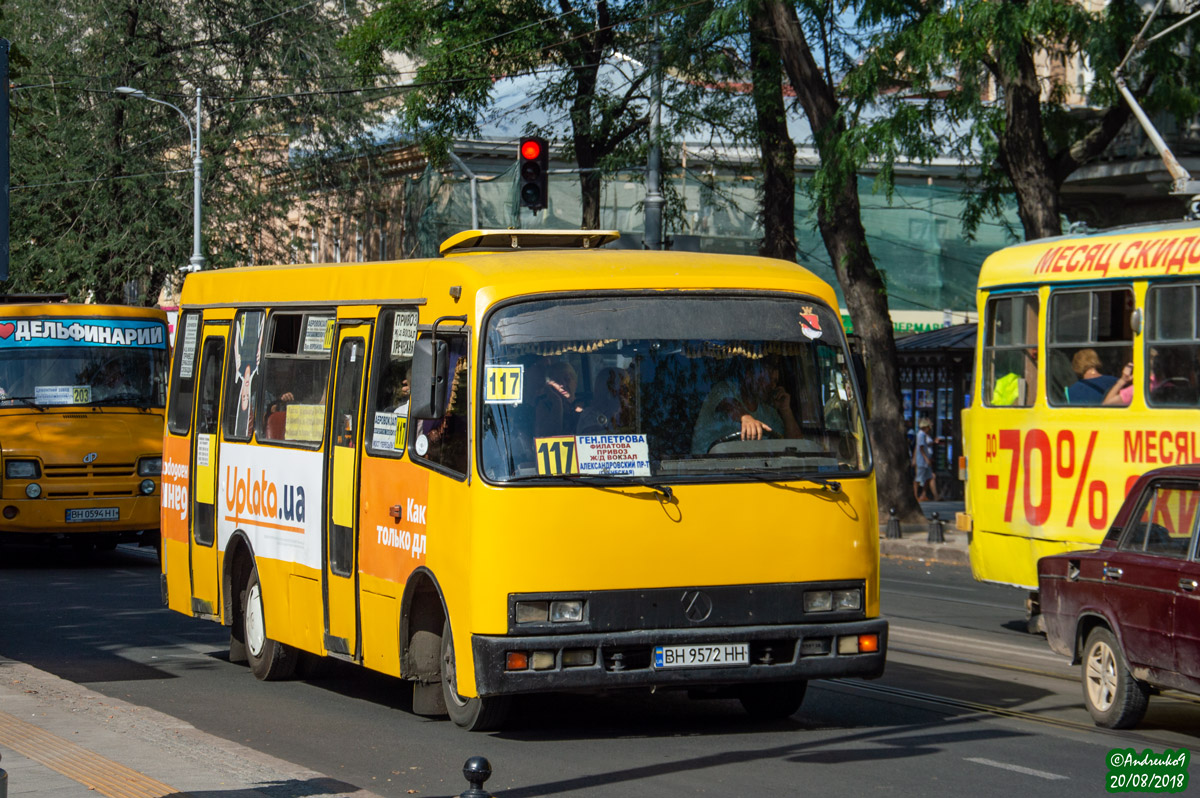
[410,338,448,419]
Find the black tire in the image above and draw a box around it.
[242,566,297,681]
[738,679,807,720]
[1081,627,1149,729]
[440,621,511,731]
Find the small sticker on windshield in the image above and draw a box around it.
[799,307,823,340]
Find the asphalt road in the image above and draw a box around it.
[0,543,1196,797]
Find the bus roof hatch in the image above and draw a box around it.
[439,229,621,256]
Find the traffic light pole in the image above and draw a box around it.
[0,39,9,282]
[643,19,664,250]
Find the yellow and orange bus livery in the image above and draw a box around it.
[160,229,887,730]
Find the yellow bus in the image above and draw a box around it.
[160,229,886,730]
[961,220,1200,624]
[0,302,169,550]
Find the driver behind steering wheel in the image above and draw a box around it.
[691,357,800,454]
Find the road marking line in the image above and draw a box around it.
[965,757,1069,780]
[0,708,185,798]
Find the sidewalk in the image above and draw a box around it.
[877,500,969,566]
[0,656,388,798]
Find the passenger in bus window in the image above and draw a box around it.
[533,359,581,436]
[577,366,634,435]
[1103,362,1135,406]
[691,358,800,454]
[1065,349,1116,405]
[1147,347,1198,405]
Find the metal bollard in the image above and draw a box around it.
[885,507,902,539]
[927,511,945,544]
[460,756,493,798]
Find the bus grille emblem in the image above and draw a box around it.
[83,452,98,463]
[681,590,713,622]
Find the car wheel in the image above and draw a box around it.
[243,566,297,681]
[1082,627,1148,729]
[440,620,510,731]
[738,680,807,720]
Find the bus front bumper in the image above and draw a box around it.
[471,618,888,696]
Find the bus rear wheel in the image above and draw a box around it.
[738,679,807,720]
[440,621,510,731]
[242,566,297,681]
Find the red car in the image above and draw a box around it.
[1038,465,1200,729]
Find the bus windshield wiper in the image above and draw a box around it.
[505,473,675,500]
[3,395,45,412]
[731,468,842,493]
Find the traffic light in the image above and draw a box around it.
[518,136,548,212]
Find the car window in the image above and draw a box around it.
[1120,484,1199,559]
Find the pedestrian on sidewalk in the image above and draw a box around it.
[913,417,940,502]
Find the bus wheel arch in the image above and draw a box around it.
[223,531,255,665]
[399,568,447,682]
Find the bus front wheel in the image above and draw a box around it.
[738,679,807,720]
[242,567,297,681]
[440,621,510,731]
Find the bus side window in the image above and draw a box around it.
[365,308,418,457]
[257,311,335,446]
[983,294,1038,407]
[222,310,266,440]
[412,333,468,477]
[1048,287,1133,407]
[1146,284,1200,407]
[168,311,202,435]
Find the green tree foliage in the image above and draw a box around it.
[848,0,1200,239]
[342,0,736,229]
[5,0,385,303]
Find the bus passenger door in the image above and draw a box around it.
[324,325,370,658]
[190,330,226,617]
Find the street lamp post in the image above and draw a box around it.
[115,86,205,272]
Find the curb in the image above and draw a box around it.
[0,657,386,798]
[879,537,970,566]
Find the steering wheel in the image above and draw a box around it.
[708,428,782,453]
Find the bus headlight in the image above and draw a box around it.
[138,457,162,477]
[515,601,549,624]
[549,600,584,623]
[803,590,833,612]
[25,483,41,499]
[5,460,41,479]
[139,479,156,495]
[834,588,862,611]
[515,599,586,624]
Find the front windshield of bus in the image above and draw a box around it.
[480,295,868,483]
[0,317,169,409]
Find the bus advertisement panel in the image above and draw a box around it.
[962,220,1200,623]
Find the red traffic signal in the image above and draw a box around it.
[518,136,549,212]
[520,139,542,161]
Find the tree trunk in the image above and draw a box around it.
[767,0,923,521]
[571,63,603,229]
[750,4,796,262]
[996,43,1063,240]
